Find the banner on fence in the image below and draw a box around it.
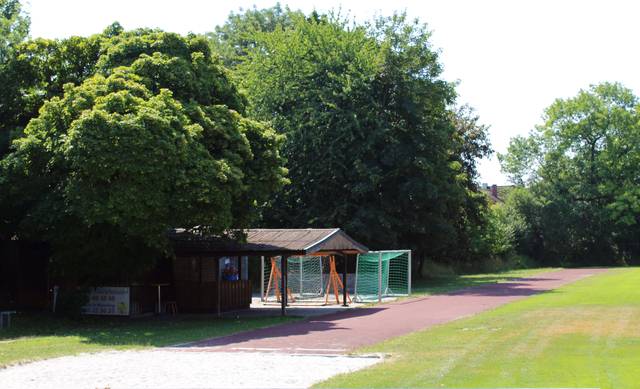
[82,287,130,316]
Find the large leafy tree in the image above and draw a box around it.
[0,28,286,282]
[207,3,303,68]
[0,0,28,62]
[216,10,492,271]
[500,82,640,265]
[0,35,105,155]
[0,0,30,154]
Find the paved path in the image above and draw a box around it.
[179,268,608,354]
[0,351,381,389]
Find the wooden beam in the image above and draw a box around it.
[281,256,288,316]
[217,257,221,318]
[342,253,349,307]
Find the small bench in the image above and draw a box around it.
[0,311,16,329]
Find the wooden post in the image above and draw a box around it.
[260,256,265,302]
[324,256,351,305]
[353,255,359,302]
[281,256,288,316]
[217,257,221,318]
[342,254,348,307]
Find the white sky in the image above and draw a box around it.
[25,0,640,185]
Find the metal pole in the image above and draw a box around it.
[260,256,265,302]
[407,250,412,295]
[52,285,59,313]
[378,252,382,303]
[299,257,303,297]
[342,254,348,307]
[281,256,288,316]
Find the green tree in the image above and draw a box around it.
[0,0,28,62]
[0,29,286,282]
[207,3,303,68]
[0,0,29,154]
[500,82,640,265]
[226,10,492,271]
[497,135,542,186]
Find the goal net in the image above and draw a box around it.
[262,256,328,303]
[354,250,411,302]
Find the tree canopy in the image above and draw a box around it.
[207,3,303,68]
[499,82,640,265]
[0,0,28,62]
[213,10,493,270]
[0,0,29,154]
[0,27,286,282]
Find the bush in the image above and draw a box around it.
[55,288,89,319]
[420,260,457,278]
[504,253,538,269]
[454,253,539,275]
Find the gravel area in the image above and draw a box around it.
[0,349,382,389]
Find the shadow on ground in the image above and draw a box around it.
[1,271,561,350]
[0,313,295,348]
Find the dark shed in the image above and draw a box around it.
[169,228,368,316]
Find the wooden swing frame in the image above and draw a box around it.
[324,255,351,305]
[263,257,295,303]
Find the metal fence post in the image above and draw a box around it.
[407,250,412,295]
[299,257,303,297]
[378,252,382,303]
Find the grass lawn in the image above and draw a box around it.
[0,268,552,369]
[0,313,296,368]
[318,267,640,389]
[410,267,556,296]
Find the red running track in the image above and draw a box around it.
[177,268,608,354]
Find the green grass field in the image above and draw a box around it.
[0,314,295,367]
[318,268,640,389]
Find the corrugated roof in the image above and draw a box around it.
[169,228,368,255]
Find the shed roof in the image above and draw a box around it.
[169,228,369,256]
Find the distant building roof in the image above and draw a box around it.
[169,228,369,256]
[481,184,516,204]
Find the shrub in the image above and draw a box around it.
[55,288,89,319]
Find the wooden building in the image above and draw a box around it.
[1,228,368,317]
[169,228,369,316]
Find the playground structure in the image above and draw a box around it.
[262,255,351,305]
[261,250,410,305]
[263,257,296,303]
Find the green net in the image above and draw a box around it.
[354,251,410,302]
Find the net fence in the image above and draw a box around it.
[354,250,410,302]
[262,256,329,303]
[261,251,410,304]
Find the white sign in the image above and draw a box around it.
[82,287,130,316]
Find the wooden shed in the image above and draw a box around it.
[169,228,368,316]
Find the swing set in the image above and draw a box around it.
[263,257,296,303]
